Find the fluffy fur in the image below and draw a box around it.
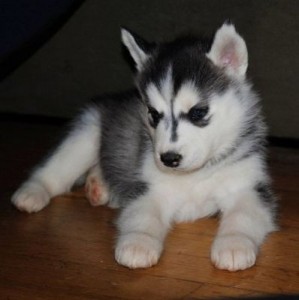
[12,23,277,271]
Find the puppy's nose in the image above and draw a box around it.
[160,152,182,168]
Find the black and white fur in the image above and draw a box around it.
[12,23,277,271]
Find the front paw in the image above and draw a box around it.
[211,234,258,271]
[11,181,50,213]
[115,233,163,269]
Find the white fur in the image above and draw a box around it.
[149,83,248,172]
[12,97,275,270]
[174,81,202,113]
[12,24,275,272]
[12,108,101,212]
[116,150,275,269]
[159,66,174,104]
[146,83,169,112]
[114,62,274,270]
[115,198,168,269]
[121,29,148,71]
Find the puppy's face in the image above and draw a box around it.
[122,23,249,172]
[140,67,246,172]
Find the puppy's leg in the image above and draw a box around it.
[12,108,101,213]
[115,196,170,269]
[211,190,276,271]
[85,164,109,206]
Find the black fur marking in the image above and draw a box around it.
[188,106,209,122]
[138,35,230,98]
[202,143,238,169]
[170,98,178,142]
[148,106,163,128]
[170,117,178,142]
[255,182,277,208]
[180,105,211,128]
[92,90,150,206]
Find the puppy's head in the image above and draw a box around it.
[122,23,253,172]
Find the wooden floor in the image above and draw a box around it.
[1,119,299,299]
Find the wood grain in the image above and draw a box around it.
[1,121,298,299]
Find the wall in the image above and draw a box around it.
[0,0,298,138]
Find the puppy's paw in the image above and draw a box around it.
[85,175,109,206]
[11,181,50,213]
[115,233,163,269]
[211,234,258,271]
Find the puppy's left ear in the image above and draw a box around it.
[121,28,154,71]
[207,23,248,78]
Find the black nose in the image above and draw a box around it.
[160,152,182,168]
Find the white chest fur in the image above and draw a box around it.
[141,154,265,224]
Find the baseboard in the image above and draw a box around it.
[1,112,298,148]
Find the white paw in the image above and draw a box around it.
[115,233,163,269]
[11,181,50,213]
[211,234,258,271]
[85,175,109,206]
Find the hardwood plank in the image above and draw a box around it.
[1,121,299,299]
[2,194,298,297]
[0,258,202,300]
[186,283,261,299]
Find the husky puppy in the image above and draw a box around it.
[12,23,277,271]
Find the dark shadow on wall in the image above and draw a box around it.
[0,0,84,81]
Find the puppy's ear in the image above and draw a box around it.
[121,28,154,71]
[207,23,248,78]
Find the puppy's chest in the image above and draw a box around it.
[149,170,221,223]
[173,176,219,223]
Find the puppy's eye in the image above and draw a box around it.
[188,106,209,123]
[148,107,162,128]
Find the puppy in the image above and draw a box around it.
[12,23,277,271]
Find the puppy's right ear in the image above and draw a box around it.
[121,28,154,71]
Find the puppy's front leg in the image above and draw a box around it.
[211,190,276,271]
[115,197,169,269]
